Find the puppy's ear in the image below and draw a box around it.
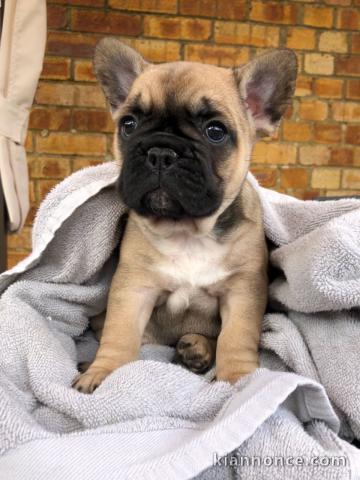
[94,38,147,115]
[234,49,298,136]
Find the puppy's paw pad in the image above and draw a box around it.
[77,361,91,373]
[72,369,110,394]
[176,334,215,374]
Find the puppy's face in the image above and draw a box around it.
[94,40,297,233]
[118,63,249,222]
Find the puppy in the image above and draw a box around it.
[72,39,297,393]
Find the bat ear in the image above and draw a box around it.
[234,49,298,135]
[94,38,147,115]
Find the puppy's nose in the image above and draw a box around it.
[146,147,178,170]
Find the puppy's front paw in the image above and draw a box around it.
[72,367,111,393]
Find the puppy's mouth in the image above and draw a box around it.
[142,188,185,219]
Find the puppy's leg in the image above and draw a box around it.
[175,334,216,374]
[90,312,105,342]
[75,314,106,374]
[216,271,267,384]
[73,272,158,393]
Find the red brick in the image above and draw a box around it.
[299,100,328,121]
[29,108,71,131]
[214,22,279,47]
[74,60,96,82]
[335,56,360,76]
[251,167,277,187]
[36,133,107,156]
[46,32,98,58]
[35,83,106,108]
[40,57,71,80]
[73,85,106,108]
[284,105,294,119]
[126,39,181,62]
[7,227,32,250]
[7,252,28,269]
[329,147,354,165]
[28,181,36,205]
[283,121,312,142]
[184,44,249,67]
[25,132,34,153]
[179,0,216,16]
[109,0,177,13]
[251,24,280,47]
[35,82,74,106]
[312,168,341,189]
[331,102,360,122]
[337,8,360,30]
[342,170,360,189]
[144,16,211,40]
[214,21,249,44]
[314,124,342,144]
[250,2,298,24]
[304,53,334,75]
[71,9,141,36]
[52,0,104,5]
[355,147,360,166]
[180,0,247,19]
[24,205,38,226]
[38,180,60,201]
[326,189,360,197]
[73,110,114,133]
[352,34,360,54]
[252,143,297,165]
[281,168,309,188]
[303,6,334,28]
[72,157,104,172]
[299,145,330,165]
[28,156,72,179]
[295,76,313,97]
[319,32,348,53]
[345,125,360,145]
[346,80,360,100]
[286,28,316,50]
[314,78,343,99]
[324,0,350,4]
[47,6,68,29]
[218,0,246,20]
[299,190,321,201]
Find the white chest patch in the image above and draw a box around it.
[154,234,230,313]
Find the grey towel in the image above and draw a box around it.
[0,162,359,479]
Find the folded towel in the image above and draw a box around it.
[0,161,359,479]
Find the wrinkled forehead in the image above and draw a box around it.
[124,62,240,120]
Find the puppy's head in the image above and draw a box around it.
[94,39,297,234]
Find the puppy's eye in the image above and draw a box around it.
[204,121,227,143]
[120,116,138,137]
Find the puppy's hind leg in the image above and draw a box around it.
[175,334,216,374]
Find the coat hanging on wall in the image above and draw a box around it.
[0,0,46,232]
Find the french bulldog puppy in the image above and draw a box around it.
[72,39,297,393]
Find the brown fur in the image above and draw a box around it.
[72,41,297,393]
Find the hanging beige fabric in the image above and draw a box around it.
[0,0,46,232]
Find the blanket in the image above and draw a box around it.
[0,161,360,479]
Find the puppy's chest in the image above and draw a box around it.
[154,236,230,313]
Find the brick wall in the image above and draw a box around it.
[7,0,360,267]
